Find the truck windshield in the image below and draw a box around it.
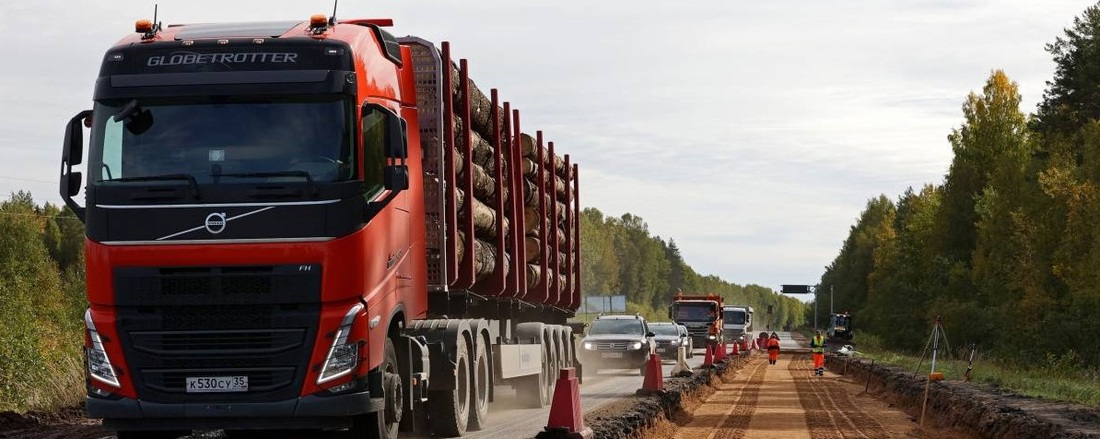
[588,319,644,336]
[88,96,354,185]
[673,303,717,321]
[724,311,747,324]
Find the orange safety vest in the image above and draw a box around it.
[767,338,780,351]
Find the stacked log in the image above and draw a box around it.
[447,64,575,296]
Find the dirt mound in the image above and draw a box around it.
[829,355,1100,439]
[584,356,745,438]
[0,406,104,439]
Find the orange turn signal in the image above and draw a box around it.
[135,19,154,33]
[310,14,328,28]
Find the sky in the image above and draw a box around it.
[0,0,1095,299]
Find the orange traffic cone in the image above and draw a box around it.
[536,368,594,439]
[741,340,749,352]
[731,341,740,356]
[636,353,665,395]
[702,344,714,368]
[715,342,726,362]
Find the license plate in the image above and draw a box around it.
[186,376,248,393]
[601,352,624,359]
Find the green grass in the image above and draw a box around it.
[847,331,1100,407]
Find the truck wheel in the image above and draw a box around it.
[428,334,470,437]
[515,322,549,408]
[467,333,490,431]
[543,328,558,397]
[561,326,574,368]
[350,337,401,439]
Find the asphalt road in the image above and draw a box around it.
[447,346,708,439]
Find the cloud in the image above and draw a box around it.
[0,0,1094,293]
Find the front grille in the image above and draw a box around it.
[115,265,321,403]
[592,341,632,350]
[114,265,321,306]
[130,329,306,355]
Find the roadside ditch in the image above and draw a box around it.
[829,355,1100,439]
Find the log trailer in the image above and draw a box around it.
[60,14,581,438]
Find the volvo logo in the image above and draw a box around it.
[204,212,227,234]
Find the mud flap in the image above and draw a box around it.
[396,332,431,433]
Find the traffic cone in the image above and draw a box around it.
[636,353,665,395]
[715,342,726,362]
[741,340,749,352]
[670,344,692,377]
[702,344,714,368]
[731,341,740,356]
[536,368,594,439]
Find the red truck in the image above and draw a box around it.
[61,13,581,438]
[669,293,724,349]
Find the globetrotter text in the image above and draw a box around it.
[146,52,299,67]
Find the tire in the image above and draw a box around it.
[428,334,470,437]
[543,327,558,401]
[515,322,549,408]
[349,337,401,439]
[467,332,490,431]
[561,326,574,369]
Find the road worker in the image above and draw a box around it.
[810,329,827,376]
[766,333,780,365]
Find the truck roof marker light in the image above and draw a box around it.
[135,19,153,33]
[253,38,265,45]
[309,14,329,35]
[182,40,194,46]
[217,39,229,45]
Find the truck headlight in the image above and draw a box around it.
[708,335,717,340]
[630,342,643,350]
[669,339,680,346]
[583,342,595,350]
[318,304,363,384]
[85,309,120,388]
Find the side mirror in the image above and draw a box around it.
[385,114,407,159]
[645,332,655,338]
[383,165,409,191]
[61,109,92,222]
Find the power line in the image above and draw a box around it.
[0,210,83,222]
[0,175,55,184]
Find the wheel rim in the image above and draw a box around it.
[383,368,402,425]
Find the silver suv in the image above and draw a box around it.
[578,315,656,375]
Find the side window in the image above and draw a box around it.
[98,117,125,180]
[361,107,386,197]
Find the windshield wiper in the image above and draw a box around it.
[217,171,318,197]
[111,173,199,199]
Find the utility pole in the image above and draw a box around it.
[813,286,817,330]
[830,285,834,316]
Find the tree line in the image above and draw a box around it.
[818,3,1100,367]
[0,191,86,411]
[581,208,808,329]
[0,189,801,410]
